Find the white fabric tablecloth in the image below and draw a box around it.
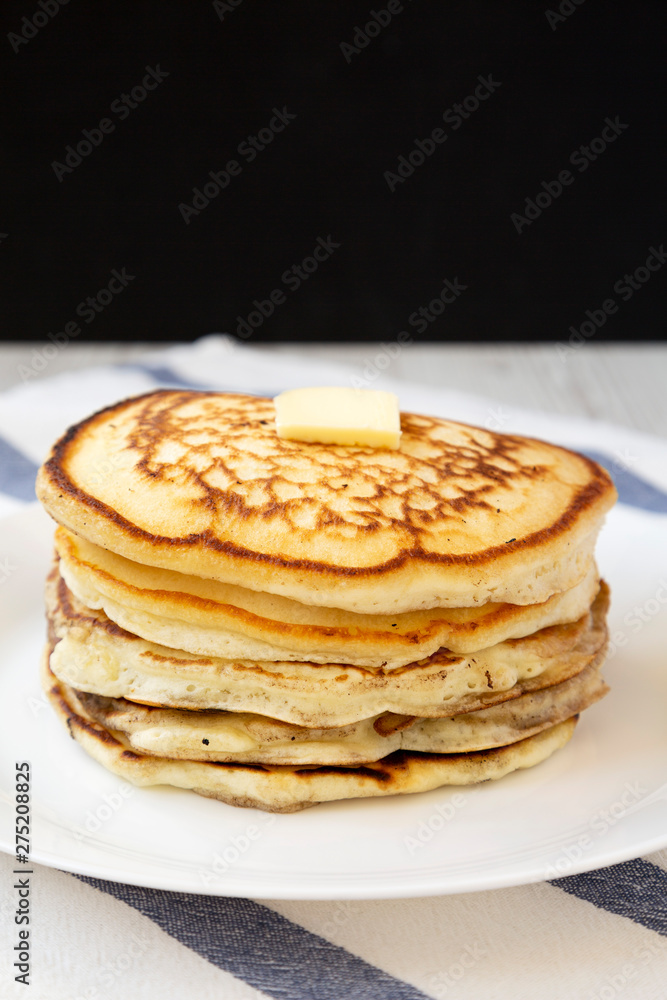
[1,335,667,1000]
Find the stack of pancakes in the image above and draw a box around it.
[36,390,617,812]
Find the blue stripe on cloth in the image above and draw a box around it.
[582,450,667,514]
[71,875,431,1000]
[0,434,38,501]
[552,858,667,935]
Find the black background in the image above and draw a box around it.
[1,0,665,343]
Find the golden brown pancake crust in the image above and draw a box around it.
[55,525,602,665]
[36,390,617,611]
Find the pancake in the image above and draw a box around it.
[56,525,602,667]
[36,390,617,614]
[47,564,609,727]
[37,389,616,812]
[42,652,579,813]
[71,660,607,765]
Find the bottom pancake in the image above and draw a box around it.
[42,650,579,813]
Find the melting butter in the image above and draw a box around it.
[274,387,401,449]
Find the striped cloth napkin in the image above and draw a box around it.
[1,335,667,1000]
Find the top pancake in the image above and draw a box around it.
[36,390,617,614]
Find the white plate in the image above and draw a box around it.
[1,503,667,900]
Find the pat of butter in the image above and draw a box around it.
[274,387,401,449]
